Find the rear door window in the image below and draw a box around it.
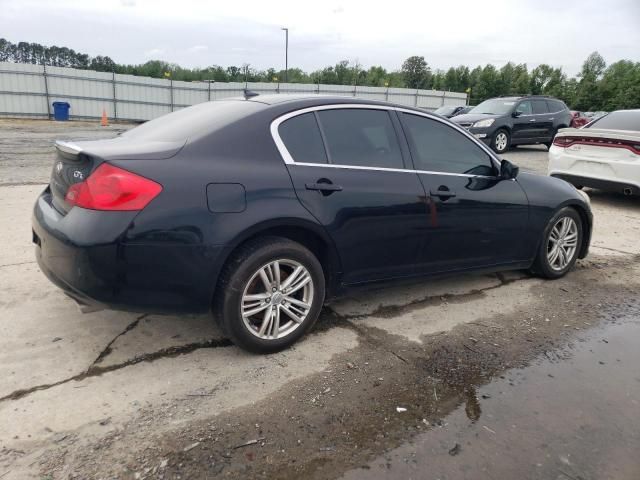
[515,101,533,115]
[400,113,496,176]
[278,113,328,164]
[546,99,564,112]
[532,100,549,115]
[316,109,404,169]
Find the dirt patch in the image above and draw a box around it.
[35,253,640,479]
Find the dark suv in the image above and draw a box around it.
[451,96,572,153]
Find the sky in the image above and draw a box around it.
[1,0,639,76]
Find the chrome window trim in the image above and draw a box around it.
[270,103,502,179]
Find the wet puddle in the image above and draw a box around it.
[342,318,640,480]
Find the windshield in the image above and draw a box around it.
[586,110,640,131]
[470,99,516,115]
[434,106,456,115]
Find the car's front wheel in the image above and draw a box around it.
[214,237,325,353]
[491,129,510,153]
[531,207,583,279]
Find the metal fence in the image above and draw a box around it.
[0,62,468,122]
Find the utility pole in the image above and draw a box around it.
[281,27,289,83]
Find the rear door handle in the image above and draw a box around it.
[430,189,456,199]
[305,183,343,192]
[529,118,536,122]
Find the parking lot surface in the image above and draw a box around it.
[0,119,639,479]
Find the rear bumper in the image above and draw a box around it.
[551,174,639,195]
[33,189,225,314]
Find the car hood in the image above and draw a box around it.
[451,113,503,124]
[56,137,186,161]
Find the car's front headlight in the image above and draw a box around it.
[473,118,495,128]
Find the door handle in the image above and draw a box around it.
[529,118,536,122]
[430,189,456,199]
[305,182,343,192]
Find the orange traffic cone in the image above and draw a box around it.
[101,109,108,127]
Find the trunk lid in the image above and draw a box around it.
[49,137,184,215]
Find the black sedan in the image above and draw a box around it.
[33,95,593,353]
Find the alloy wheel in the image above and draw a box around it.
[241,259,314,340]
[495,132,508,152]
[546,217,578,271]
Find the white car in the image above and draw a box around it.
[548,109,640,196]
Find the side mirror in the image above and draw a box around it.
[500,159,519,179]
[512,110,522,118]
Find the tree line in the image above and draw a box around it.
[1,38,638,111]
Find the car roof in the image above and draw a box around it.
[245,93,402,108]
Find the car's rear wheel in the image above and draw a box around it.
[531,207,583,279]
[491,129,510,153]
[214,237,325,353]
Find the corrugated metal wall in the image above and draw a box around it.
[0,62,468,122]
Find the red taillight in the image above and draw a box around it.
[552,136,640,154]
[65,163,162,211]
[553,136,575,147]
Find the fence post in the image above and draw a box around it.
[112,71,118,121]
[386,86,389,102]
[441,90,446,107]
[353,85,357,97]
[208,81,212,101]
[42,63,51,120]
[414,89,419,107]
[170,78,174,112]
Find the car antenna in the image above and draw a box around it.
[243,89,259,99]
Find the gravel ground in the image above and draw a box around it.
[0,119,639,480]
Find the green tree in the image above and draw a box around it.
[574,51,606,110]
[401,55,431,89]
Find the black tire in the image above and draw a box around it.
[491,129,510,154]
[214,236,325,353]
[530,207,583,279]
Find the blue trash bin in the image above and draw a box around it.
[52,101,70,121]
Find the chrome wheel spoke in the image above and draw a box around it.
[284,296,311,310]
[270,307,280,338]
[258,307,274,336]
[286,271,311,295]
[244,293,270,302]
[259,267,272,290]
[273,260,281,289]
[281,304,304,323]
[281,265,303,291]
[242,302,269,317]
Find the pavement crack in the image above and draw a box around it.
[325,273,525,324]
[91,314,146,367]
[0,261,37,269]
[0,337,232,403]
[591,245,637,256]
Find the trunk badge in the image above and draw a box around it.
[56,162,63,174]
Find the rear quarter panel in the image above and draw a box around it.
[109,108,333,309]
